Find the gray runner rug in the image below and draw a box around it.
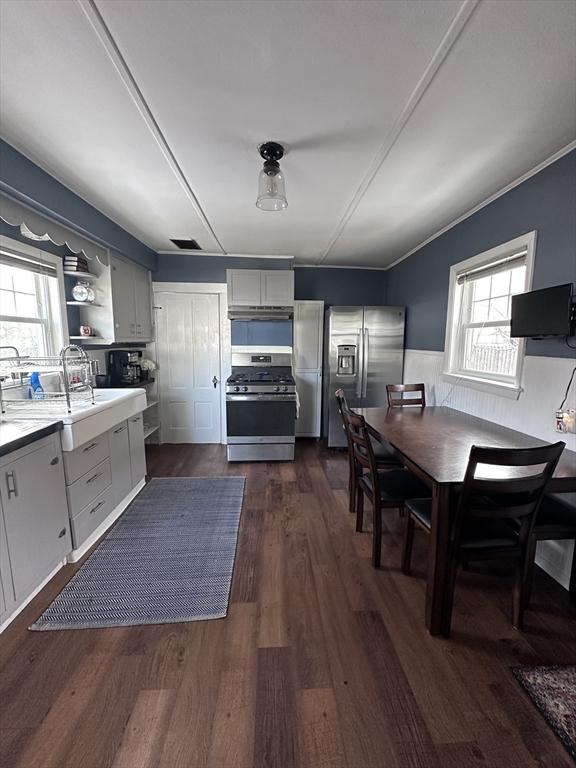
[30,476,245,630]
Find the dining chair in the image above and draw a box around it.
[401,441,565,633]
[386,383,426,407]
[522,491,575,612]
[334,389,402,515]
[344,408,430,568]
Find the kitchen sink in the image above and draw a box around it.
[1,388,148,450]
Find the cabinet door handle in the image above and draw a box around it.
[50,456,60,465]
[5,471,18,499]
[113,425,127,434]
[83,442,98,453]
[89,500,105,515]
[58,528,67,538]
[86,471,103,485]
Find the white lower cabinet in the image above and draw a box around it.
[0,434,70,606]
[128,413,146,485]
[0,412,148,631]
[63,413,147,554]
[109,420,133,505]
[295,371,322,437]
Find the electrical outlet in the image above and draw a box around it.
[556,409,576,434]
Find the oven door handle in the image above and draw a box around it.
[226,394,296,402]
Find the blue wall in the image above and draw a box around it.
[0,139,157,270]
[294,267,387,306]
[386,150,576,358]
[154,254,291,282]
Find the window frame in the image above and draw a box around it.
[0,235,68,361]
[442,231,536,400]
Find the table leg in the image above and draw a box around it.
[425,483,452,636]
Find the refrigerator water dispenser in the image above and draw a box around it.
[337,345,356,375]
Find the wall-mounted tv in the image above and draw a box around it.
[510,283,574,338]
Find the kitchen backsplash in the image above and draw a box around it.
[230,320,293,348]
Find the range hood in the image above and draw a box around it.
[228,305,293,320]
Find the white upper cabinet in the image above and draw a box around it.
[261,270,294,306]
[227,269,294,307]
[133,265,153,339]
[110,254,153,342]
[227,269,262,306]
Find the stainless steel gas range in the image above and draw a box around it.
[226,352,296,462]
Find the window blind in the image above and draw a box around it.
[0,246,57,278]
[457,249,527,285]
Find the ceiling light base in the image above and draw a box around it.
[258,141,285,162]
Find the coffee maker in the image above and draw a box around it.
[107,350,143,386]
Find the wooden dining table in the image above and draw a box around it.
[355,405,576,636]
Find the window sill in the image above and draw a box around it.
[442,371,523,400]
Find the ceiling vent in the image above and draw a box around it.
[170,238,202,250]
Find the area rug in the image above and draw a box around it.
[30,476,245,630]
[512,664,576,760]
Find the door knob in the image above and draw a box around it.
[212,376,219,388]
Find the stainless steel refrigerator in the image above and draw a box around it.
[323,306,405,447]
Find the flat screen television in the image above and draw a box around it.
[510,283,574,338]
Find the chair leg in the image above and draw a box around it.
[513,558,527,630]
[372,501,382,569]
[401,513,415,575]
[569,543,576,614]
[348,460,356,515]
[523,537,538,609]
[355,486,364,533]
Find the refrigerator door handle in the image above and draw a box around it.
[356,328,363,398]
[362,328,369,397]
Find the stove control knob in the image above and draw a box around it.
[242,386,248,392]
[234,386,240,392]
[282,386,288,392]
[274,386,280,392]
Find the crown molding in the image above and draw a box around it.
[294,263,388,271]
[384,140,576,272]
[156,251,294,260]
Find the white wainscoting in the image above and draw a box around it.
[404,350,575,589]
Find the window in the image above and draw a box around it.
[444,232,536,398]
[0,237,67,359]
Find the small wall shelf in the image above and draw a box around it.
[63,270,95,279]
[66,301,101,307]
[69,335,104,341]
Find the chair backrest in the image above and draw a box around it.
[387,383,426,407]
[343,409,381,500]
[454,441,565,547]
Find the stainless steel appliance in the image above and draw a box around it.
[226,352,296,462]
[324,306,405,447]
[228,306,293,320]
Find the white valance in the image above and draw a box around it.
[0,192,109,266]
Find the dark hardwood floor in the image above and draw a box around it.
[1,441,575,768]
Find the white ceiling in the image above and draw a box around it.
[0,0,574,267]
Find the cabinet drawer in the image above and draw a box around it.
[70,485,114,549]
[67,458,112,518]
[64,433,110,485]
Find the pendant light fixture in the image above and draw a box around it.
[256,141,287,211]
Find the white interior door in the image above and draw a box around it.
[156,292,221,443]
